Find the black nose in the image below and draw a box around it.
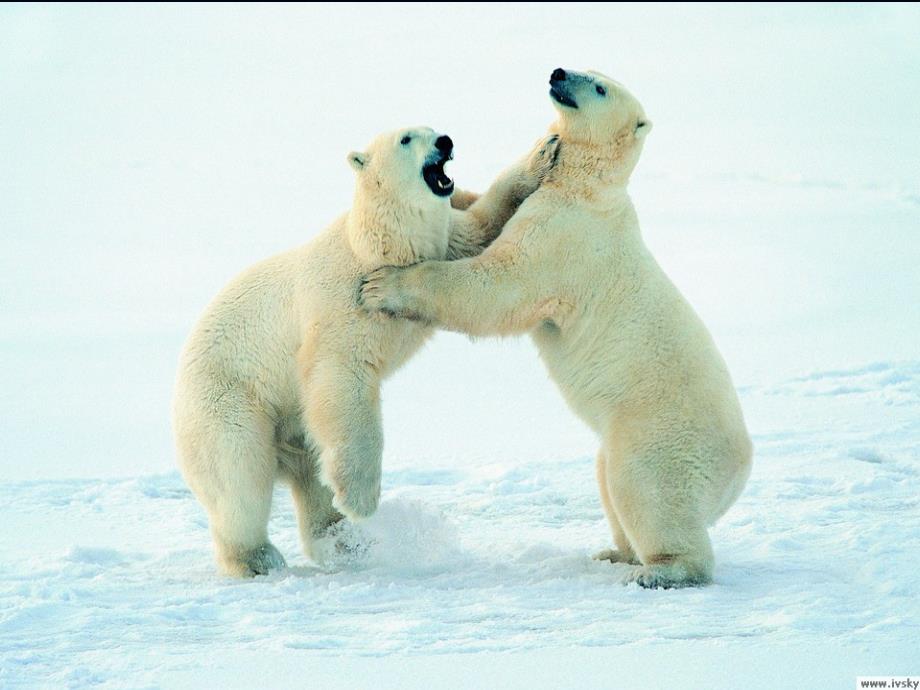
[551,68,567,82]
[435,135,453,153]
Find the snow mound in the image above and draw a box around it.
[311,498,464,573]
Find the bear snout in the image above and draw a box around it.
[550,67,567,83]
[435,135,453,154]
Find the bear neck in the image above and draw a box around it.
[546,135,636,206]
[346,190,449,267]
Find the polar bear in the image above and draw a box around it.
[173,127,558,577]
[361,70,753,588]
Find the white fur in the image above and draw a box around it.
[173,127,558,577]
[361,72,752,588]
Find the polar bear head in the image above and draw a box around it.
[547,68,651,184]
[345,127,455,264]
[348,127,455,201]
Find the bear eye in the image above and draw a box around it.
[401,136,412,145]
[596,85,607,96]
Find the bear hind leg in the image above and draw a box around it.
[280,443,344,562]
[183,409,287,578]
[605,449,714,588]
[210,453,287,577]
[593,449,641,565]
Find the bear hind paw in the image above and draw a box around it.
[220,542,287,578]
[593,548,640,565]
[621,557,713,589]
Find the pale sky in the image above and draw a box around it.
[2,4,918,479]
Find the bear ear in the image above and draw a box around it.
[347,151,368,172]
[635,119,652,139]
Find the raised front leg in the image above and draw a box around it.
[301,361,382,521]
[446,134,560,259]
[361,253,565,338]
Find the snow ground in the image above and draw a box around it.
[2,4,920,689]
[1,361,918,688]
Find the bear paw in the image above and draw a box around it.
[331,479,380,521]
[310,519,375,567]
[621,561,713,589]
[319,446,382,522]
[321,461,380,522]
[221,542,287,578]
[359,266,425,320]
[527,133,561,181]
[593,548,640,565]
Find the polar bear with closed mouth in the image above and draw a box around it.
[173,127,559,577]
[361,69,753,588]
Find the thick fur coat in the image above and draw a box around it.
[362,71,752,588]
[173,127,558,576]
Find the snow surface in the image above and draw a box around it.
[2,362,918,688]
[2,4,919,689]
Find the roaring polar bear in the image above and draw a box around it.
[361,70,752,588]
[173,127,559,576]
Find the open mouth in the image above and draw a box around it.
[422,153,454,197]
[549,83,578,109]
